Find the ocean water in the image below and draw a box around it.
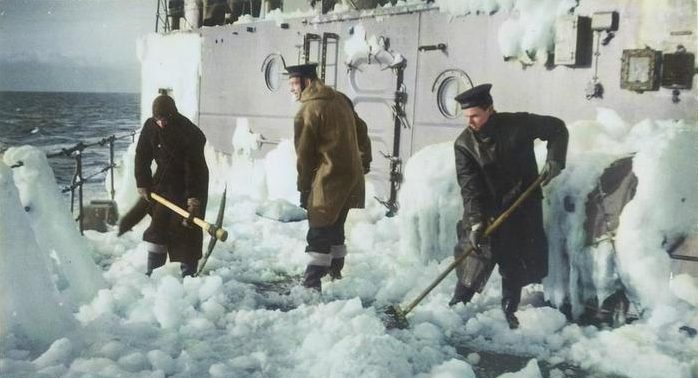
[0,91,139,200]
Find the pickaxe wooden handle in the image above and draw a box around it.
[150,192,228,242]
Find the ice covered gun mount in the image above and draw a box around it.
[149,192,228,242]
[37,131,139,234]
[382,175,545,329]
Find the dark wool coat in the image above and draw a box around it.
[295,80,365,227]
[135,113,209,263]
[454,112,568,287]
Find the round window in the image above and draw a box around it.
[433,69,473,119]
[263,54,284,92]
[437,76,472,119]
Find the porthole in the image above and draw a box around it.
[433,69,474,119]
[261,54,286,92]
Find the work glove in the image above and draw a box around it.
[299,191,310,209]
[468,222,486,253]
[540,160,562,186]
[137,187,151,202]
[182,197,201,228]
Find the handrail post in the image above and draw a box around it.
[76,151,84,235]
[109,136,116,200]
[70,161,78,213]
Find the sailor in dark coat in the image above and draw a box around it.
[450,83,568,329]
[135,94,209,277]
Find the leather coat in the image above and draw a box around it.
[454,112,568,287]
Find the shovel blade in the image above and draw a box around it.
[382,304,409,330]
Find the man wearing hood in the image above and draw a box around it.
[286,63,367,291]
[135,93,209,277]
[450,83,568,329]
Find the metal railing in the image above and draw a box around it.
[12,130,138,234]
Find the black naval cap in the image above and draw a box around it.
[284,63,319,78]
[454,83,493,109]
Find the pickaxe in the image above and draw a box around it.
[194,185,227,276]
[118,187,229,276]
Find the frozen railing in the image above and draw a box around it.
[11,131,139,234]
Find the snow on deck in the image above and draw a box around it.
[1,109,697,377]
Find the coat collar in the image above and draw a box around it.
[301,80,335,102]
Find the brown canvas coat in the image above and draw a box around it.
[294,80,365,227]
[338,92,372,174]
[454,112,568,288]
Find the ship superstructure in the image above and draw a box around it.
[138,0,698,320]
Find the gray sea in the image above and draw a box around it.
[0,91,139,200]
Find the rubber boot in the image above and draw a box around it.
[146,252,167,277]
[303,265,329,291]
[329,257,344,280]
[449,282,475,306]
[501,281,522,329]
[503,302,520,329]
[180,261,198,278]
[329,244,347,281]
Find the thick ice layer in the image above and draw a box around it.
[543,153,618,317]
[344,23,406,68]
[3,146,106,306]
[111,142,140,211]
[615,121,698,311]
[264,140,299,203]
[0,162,76,350]
[434,0,578,63]
[398,142,461,264]
[544,112,698,317]
[137,32,201,124]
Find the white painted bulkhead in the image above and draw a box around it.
[138,1,697,202]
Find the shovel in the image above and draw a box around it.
[382,175,545,329]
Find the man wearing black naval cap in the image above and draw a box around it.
[285,63,370,291]
[450,83,568,329]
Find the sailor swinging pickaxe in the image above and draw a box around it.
[118,186,228,276]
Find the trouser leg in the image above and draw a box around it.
[143,198,171,277]
[501,277,522,329]
[329,208,350,280]
[180,260,198,278]
[303,228,331,291]
[329,245,346,280]
[144,242,167,276]
[302,252,331,291]
[303,209,349,291]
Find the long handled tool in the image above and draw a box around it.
[195,185,227,276]
[150,192,228,242]
[383,175,545,329]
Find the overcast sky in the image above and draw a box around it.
[0,0,157,92]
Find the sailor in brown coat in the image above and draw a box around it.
[135,94,209,277]
[450,84,568,329]
[286,63,367,291]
